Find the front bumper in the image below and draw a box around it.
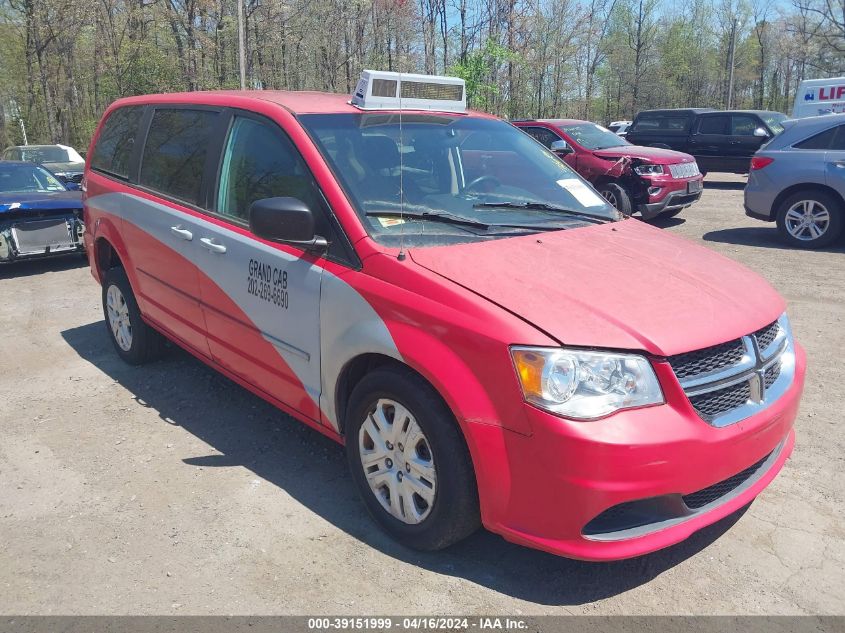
[0,215,85,262]
[638,183,703,219]
[465,343,805,561]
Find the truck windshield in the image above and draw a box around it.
[300,113,618,245]
[18,147,72,163]
[761,113,787,135]
[560,123,630,150]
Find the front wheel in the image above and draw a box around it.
[345,365,480,551]
[596,182,633,215]
[775,190,843,249]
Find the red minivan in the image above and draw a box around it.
[514,119,704,220]
[82,71,804,561]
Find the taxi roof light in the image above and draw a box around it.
[350,70,466,113]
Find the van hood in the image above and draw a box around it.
[592,145,693,165]
[0,191,83,213]
[409,220,784,356]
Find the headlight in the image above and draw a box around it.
[633,163,663,176]
[510,347,664,419]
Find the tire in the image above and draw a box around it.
[775,190,843,249]
[102,267,166,364]
[345,365,480,551]
[597,182,633,215]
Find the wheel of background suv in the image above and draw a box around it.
[597,182,633,215]
[345,365,480,551]
[775,190,843,249]
[102,267,166,365]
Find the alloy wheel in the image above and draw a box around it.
[784,199,830,242]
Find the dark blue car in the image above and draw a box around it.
[0,160,85,262]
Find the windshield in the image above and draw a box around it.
[761,113,787,135]
[562,123,630,150]
[18,146,74,163]
[0,163,68,193]
[300,114,618,245]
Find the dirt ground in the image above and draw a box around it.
[1,174,843,616]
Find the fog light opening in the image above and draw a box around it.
[648,186,662,196]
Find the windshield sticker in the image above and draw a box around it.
[375,217,406,228]
[556,179,606,207]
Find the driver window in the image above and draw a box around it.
[217,116,323,224]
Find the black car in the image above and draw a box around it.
[625,109,788,175]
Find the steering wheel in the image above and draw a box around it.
[463,175,500,193]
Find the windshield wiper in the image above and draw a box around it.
[366,209,493,229]
[472,201,612,223]
[366,209,571,232]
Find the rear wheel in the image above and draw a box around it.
[102,267,166,364]
[345,365,480,551]
[596,182,633,215]
[775,190,843,249]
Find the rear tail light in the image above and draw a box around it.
[750,156,774,170]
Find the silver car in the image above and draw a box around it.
[745,113,845,248]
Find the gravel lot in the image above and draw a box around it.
[1,174,843,615]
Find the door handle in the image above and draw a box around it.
[832,160,845,168]
[200,237,227,254]
[170,225,193,241]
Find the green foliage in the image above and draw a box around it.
[449,41,516,111]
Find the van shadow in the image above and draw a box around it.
[0,254,87,279]
[61,320,749,606]
[703,226,845,253]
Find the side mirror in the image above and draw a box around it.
[249,197,327,251]
[753,127,769,138]
[550,139,573,155]
[64,182,81,191]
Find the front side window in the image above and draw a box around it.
[697,115,728,135]
[0,163,67,193]
[301,113,618,247]
[560,123,629,149]
[92,107,144,179]
[521,126,561,149]
[140,109,218,205]
[730,115,761,136]
[216,116,325,225]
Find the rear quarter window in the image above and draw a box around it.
[794,125,842,150]
[139,109,218,205]
[91,106,144,179]
[631,115,690,134]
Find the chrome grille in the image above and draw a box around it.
[668,162,700,178]
[755,321,780,352]
[669,340,745,380]
[689,382,751,417]
[763,362,781,388]
[669,315,794,427]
